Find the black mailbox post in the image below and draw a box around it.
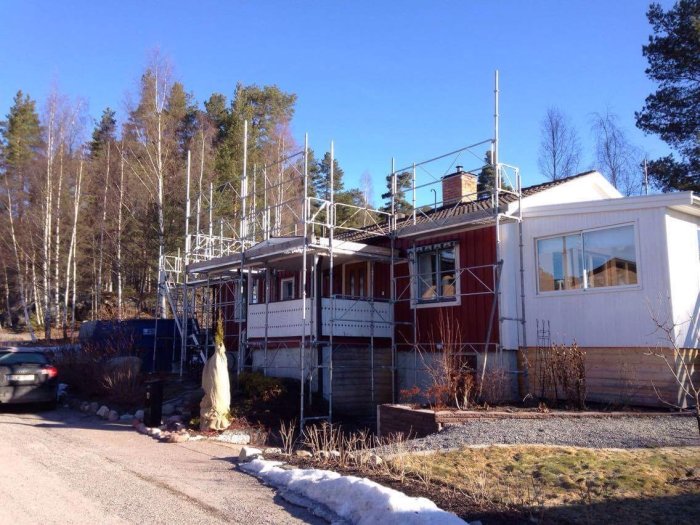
[143,378,163,427]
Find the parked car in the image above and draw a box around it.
[0,350,59,408]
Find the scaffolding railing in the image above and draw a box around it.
[157,71,526,428]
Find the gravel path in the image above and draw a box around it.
[405,415,700,451]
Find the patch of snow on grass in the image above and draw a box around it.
[240,459,467,525]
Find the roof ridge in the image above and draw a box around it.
[522,170,597,192]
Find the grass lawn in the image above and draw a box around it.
[400,445,700,524]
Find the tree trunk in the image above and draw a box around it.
[2,264,11,328]
[97,142,111,315]
[43,106,55,340]
[3,173,36,342]
[30,248,42,328]
[64,161,83,337]
[117,151,125,320]
[71,239,77,338]
[53,145,64,333]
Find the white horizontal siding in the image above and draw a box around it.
[665,209,700,347]
[520,206,675,348]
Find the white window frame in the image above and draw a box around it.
[410,242,461,309]
[280,277,295,301]
[535,222,641,295]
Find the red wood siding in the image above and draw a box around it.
[394,226,498,350]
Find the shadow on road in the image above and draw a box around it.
[0,404,135,432]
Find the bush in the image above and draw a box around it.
[238,371,285,402]
[54,334,145,406]
[533,343,587,409]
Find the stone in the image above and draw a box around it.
[80,401,90,412]
[216,430,251,445]
[239,447,263,462]
[120,413,134,421]
[134,409,144,421]
[147,427,162,437]
[330,450,341,459]
[316,451,330,460]
[107,410,119,422]
[264,447,282,456]
[89,402,99,414]
[368,454,383,467]
[295,450,312,458]
[164,432,189,443]
[96,405,110,418]
[162,403,175,416]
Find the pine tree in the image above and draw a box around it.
[477,150,512,196]
[0,91,43,337]
[635,0,700,191]
[381,171,412,215]
[89,108,117,159]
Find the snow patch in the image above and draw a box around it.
[240,459,467,525]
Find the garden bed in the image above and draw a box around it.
[378,403,695,439]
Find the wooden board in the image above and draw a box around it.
[522,346,699,408]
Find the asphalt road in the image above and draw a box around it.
[0,406,325,525]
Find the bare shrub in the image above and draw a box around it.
[279,419,297,456]
[302,422,342,462]
[101,363,144,405]
[399,385,422,407]
[480,367,510,405]
[533,343,587,409]
[647,316,700,435]
[418,310,476,410]
[54,329,142,402]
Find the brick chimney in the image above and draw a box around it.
[442,166,477,205]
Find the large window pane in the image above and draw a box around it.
[537,235,583,291]
[417,252,437,299]
[583,225,637,288]
[439,248,456,297]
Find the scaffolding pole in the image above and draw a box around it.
[300,133,309,430]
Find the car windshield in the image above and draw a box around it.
[0,352,47,365]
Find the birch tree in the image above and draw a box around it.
[64,160,82,334]
[592,111,644,196]
[538,107,582,181]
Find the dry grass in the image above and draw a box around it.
[402,445,700,522]
[271,424,700,523]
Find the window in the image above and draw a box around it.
[537,224,638,293]
[250,277,260,304]
[280,277,295,301]
[413,243,458,303]
[232,279,246,320]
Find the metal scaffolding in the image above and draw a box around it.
[157,71,526,426]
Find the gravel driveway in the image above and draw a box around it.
[405,415,700,451]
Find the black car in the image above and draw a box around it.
[0,350,59,408]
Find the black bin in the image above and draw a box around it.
[143,379,163,427]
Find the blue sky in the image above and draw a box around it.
[0,1,674,202]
